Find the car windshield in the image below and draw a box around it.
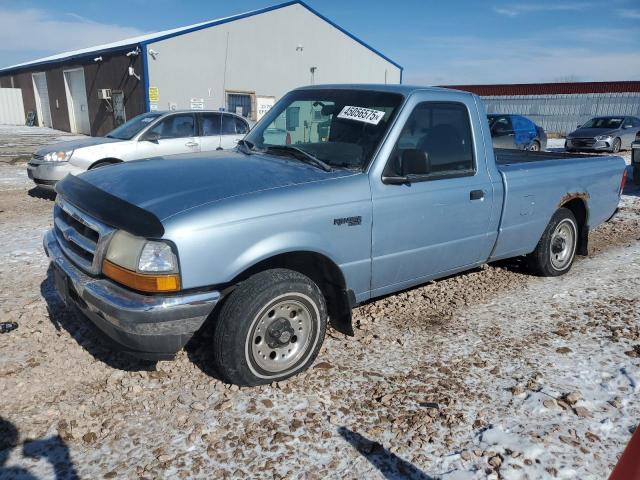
[105,113,163,140]
[581,117,623,129]
[244,89,404,170]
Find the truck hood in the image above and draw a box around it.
[568,128,618,138]
[77,150,356,221]
[35,136,123,155]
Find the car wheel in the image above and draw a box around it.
[528,140,540,152]
[527,208,578,277]
[90,160,118,169]
[611,138,622,153]
[212,268,327,386]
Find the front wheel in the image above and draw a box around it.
[212,269,327,386]
[527,208,578,276]
[611,138,622,153]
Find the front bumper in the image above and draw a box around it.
[27,161,84,190]
[43,229,220,360]
[566,138,613,151]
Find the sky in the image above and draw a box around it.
[0,0,639,85]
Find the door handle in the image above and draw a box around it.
[185,141,198,147]
[470,189,484,201]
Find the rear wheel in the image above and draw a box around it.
[528,140,540,152]
[527,208,578,277]
[611,138,622,153]
[212,268,327,386]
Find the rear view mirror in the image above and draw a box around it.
[401,149,430,176]
[143,132,160,143]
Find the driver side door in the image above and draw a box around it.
[136,113,200,159]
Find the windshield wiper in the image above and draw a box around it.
[265,145,332,172]
[236,139,255,155]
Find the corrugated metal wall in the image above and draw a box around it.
[481,92,640,135]
[0,88,25,125]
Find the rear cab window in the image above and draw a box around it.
[385,102,475,180]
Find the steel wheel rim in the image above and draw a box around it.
[248,294,315,375]
[550,219,576,270]
[530,142,539,151]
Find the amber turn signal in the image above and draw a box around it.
[102,260,181,293]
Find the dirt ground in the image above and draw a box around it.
[0,128,639,479]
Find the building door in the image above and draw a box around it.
[31,72,52,128]
[63,68,91,135]
[112,91,126,127]
[228,93,252,118]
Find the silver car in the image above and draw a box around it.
[27,110,251,190]
[565,115,640,153]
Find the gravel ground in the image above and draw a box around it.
[0,128,638,479]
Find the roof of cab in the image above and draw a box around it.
[296,84,471,96]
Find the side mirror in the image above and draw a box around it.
[400,149,430,176]
[143,132,160,143]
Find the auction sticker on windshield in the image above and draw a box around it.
[337,106,385,125]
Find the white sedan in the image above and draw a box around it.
[27,110,251,189]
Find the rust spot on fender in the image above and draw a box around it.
[559,191,589,207]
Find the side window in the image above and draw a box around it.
[147,114,195,139]
[235,117,249,134]
[221,115,236,135]
[492,115,513,134]
[388,102,475,178]
[199,113,221,136]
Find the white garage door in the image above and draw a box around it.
[63,68,91,135]
[31,72,52,128]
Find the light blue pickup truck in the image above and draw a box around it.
[44,85,626,386]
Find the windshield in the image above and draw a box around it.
[244,89,404,170]
[580,117,623,129]
[106,113,163,140]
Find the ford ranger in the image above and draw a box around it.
[44,85,627,386]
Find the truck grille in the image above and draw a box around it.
[53,197,114,274]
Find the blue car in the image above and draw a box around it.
[488,114,547,151]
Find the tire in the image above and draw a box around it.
[527,208,578,277]
[611,138,621,154]
[89,160,118,170]
[528,140,540,152]
[212,268,327,386]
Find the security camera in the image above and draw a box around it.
[126,47,140,57]
[148,48,159,60]
[93,56,103,62]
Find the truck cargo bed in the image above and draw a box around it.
[494,148,601,165]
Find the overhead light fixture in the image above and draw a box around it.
[93,56,103,63]
[126,47,140,57]
[128,66,141,81]
[148,48,159,60]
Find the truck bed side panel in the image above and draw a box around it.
[490,155,624,261]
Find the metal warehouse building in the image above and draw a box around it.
[0,1,402,136]
[445,81,640,135]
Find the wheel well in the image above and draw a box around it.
[560,198,589,255]
[230,251,355,336]
[89,158,121,169]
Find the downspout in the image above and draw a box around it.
[140,43,150,112]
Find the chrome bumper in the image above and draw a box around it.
[43,229,220,359]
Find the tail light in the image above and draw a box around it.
[620,168,628,195]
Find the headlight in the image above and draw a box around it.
[43,150,73,162]
[103,230,180,292]
[595,135,611,141]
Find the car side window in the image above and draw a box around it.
[633,118,640,127]
[492,116,512,134]
[199,113,222,136]
[386,102,475,179]
[147,114,195,139]
[622,118,632,128]
[235,117,249,134]
[221,115,237,135]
